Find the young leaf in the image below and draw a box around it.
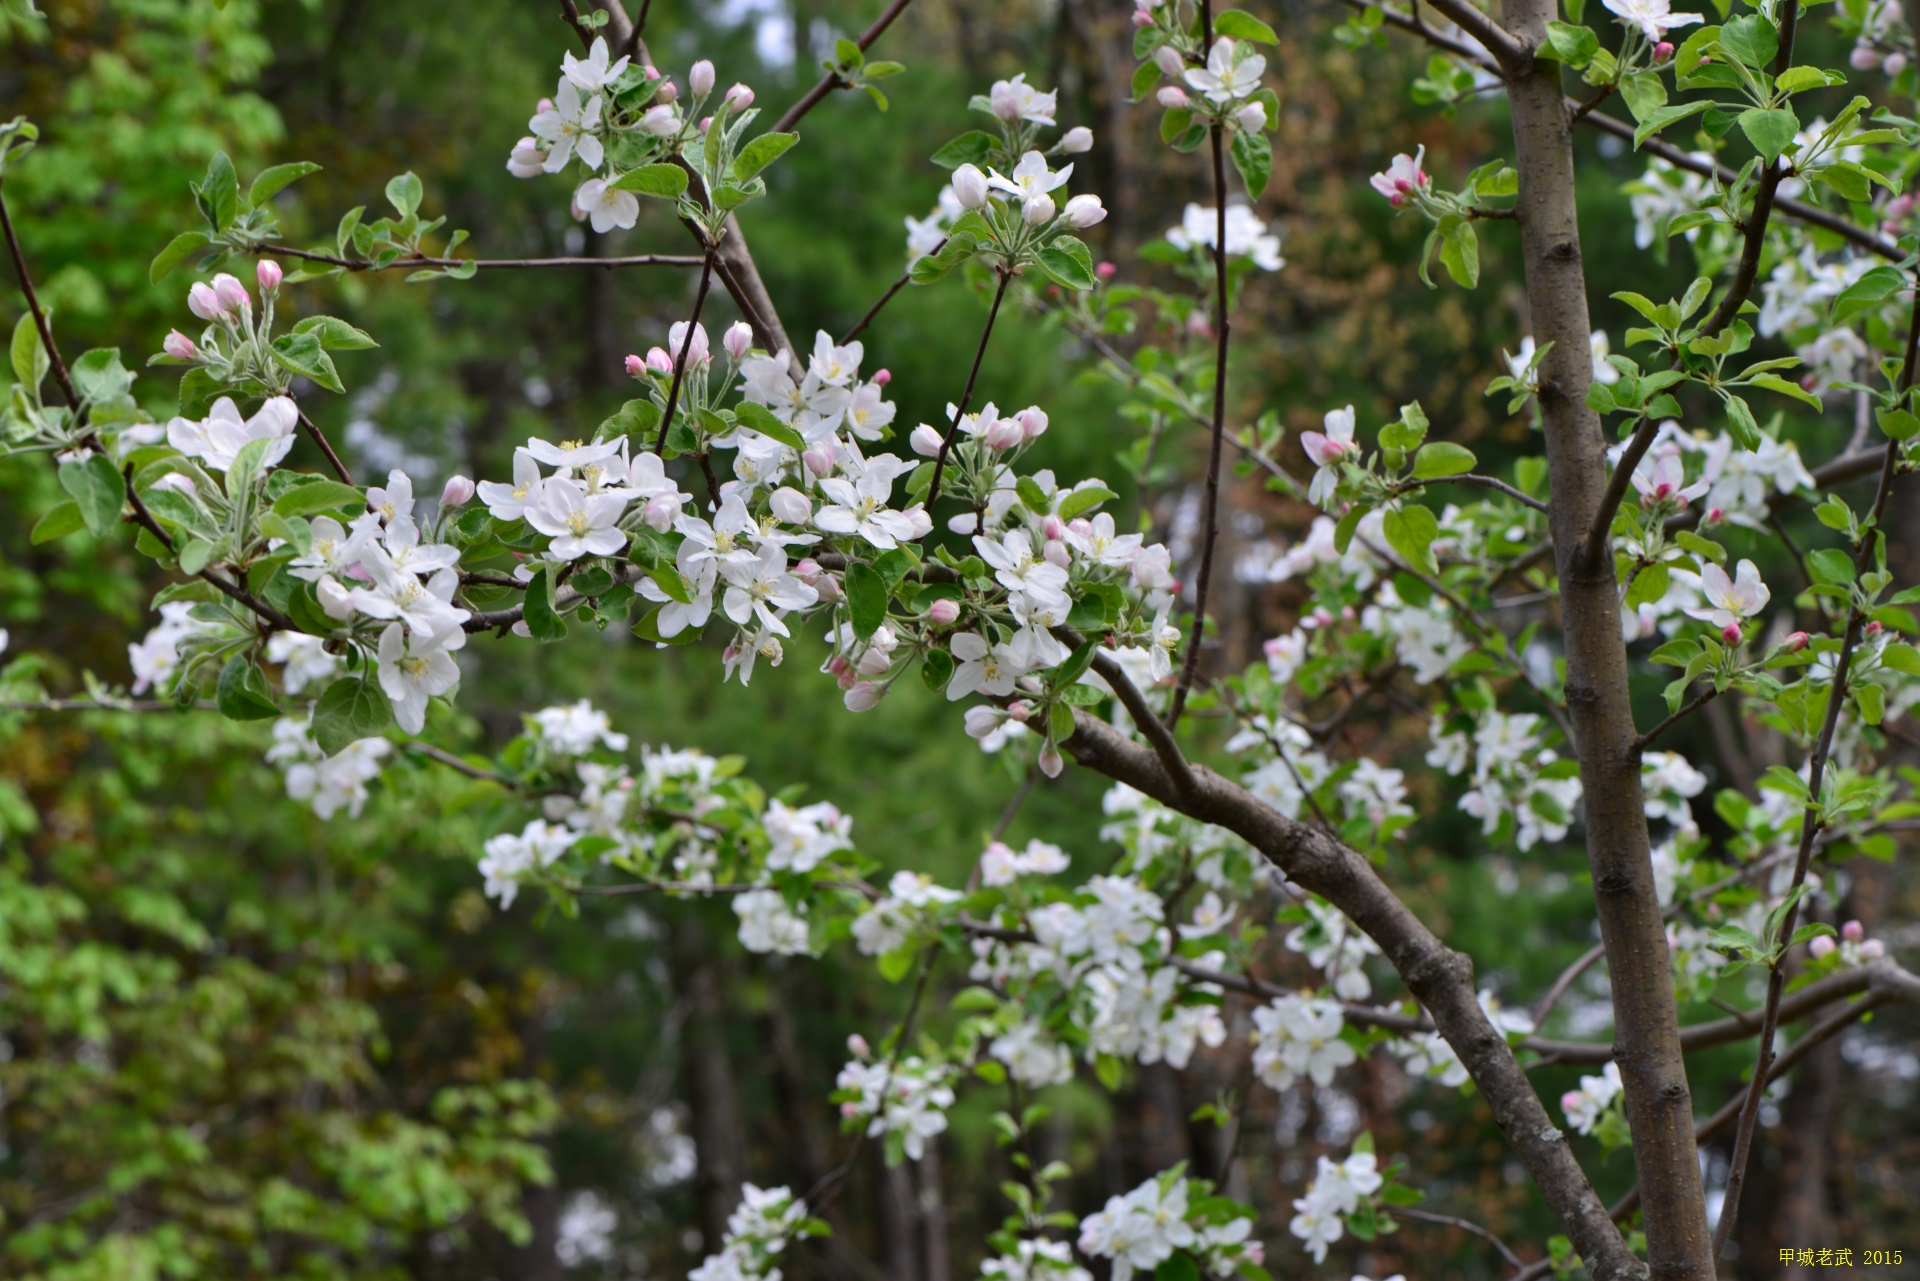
[612,163,690,197]
[733,132,800,183]
[150,231,213,283]
[312,674,394,754]
[1412,441,1477,479]
[58,452,127,537]
[248,161,322,207]
[525,566,568,641]
[846,561,888,639]
[1382,503,1440,575]
[216,655,282,721]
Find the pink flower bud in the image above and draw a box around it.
[1886,51,1909,76]
[845,681,884,711]
[1860,939,1886,960]
[1652,41,1674,62]
[1043,515,1067,541]
[803,443,837,476]
[1562,1090,1582,1112]
[847,1033,871,1057]
[1851,44,1882,71]
[985,416,1024,450]
[1786,631,1810,652]
[1038,740,1064,778]
[1018,406,1049,440]
[699,116,714,133]
[1235,102,1267,132]
[212,272,251,315]
[1008,699,1032,721]
[643,496,679,532]
[1061,126,1094,153]
[163,329,200,360]
[871,367,891,386]
[153,472,197,497]
[1705,507,1724,526]
[770,486,812,524]
[723,321,753,361]
[187,282,224,321]
[1843,919,1865,942]
[643,64,659,78]
[1156,85,1190,109]
[641,348,670,375]
[440,475,475,508]
[1096,261,1118,280]
[1132,8,1153,25]
[1722,623,1743,646]
[1022,193,1056,226]
[835,666,857,690]
[1069,518,1093,537]
[724,83,755,110]
[689,60,715,96]
[1154,46,1186,78]
[537,97,555,114]
[927,598,960,627]
[656,79,679,103]
[1867,619,1885,635]
[952,164,990,211]
[911,424,946,457]
[1809,934,1837,959]
[1044,539,1071,568]
[625,354,647,377]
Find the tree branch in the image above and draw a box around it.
[655,246,718,457]
[771,0,919,135]
[926,267,1012,510]
[262,244,705,273]
[1060,711,1642,1281]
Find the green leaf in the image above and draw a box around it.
[1230,129,1272,198]
[272,481,366,518]
[270,332,345,394]
[1037,245,1095,291]
[1746,373,1822,409]
[1539,20,1598,66]
[1213,9,1279,42]
[1382,503,1440,575]
[611,163,690,197]
[846,561,888,639]
[216,655,281,721]
[1737,108,1798,162]
[1413,441,1476,479]
[1723,394,1759,451]
[195,152,240,231]
[929,131,997,169]
[642,559,692,604]
[1880,642,1920,675]
[312,675,393,754]
[11,311,48,391]
[525,567,567,641]
[150,231,212,283]
[1831,264,1906,326]
[248,161,322,208]
[58,452,126,537]
[385,171,424,219]
[1333,503,1370,554]
[734,400,807,449]
[1439,220,1479,288]
[1057,485,1118,521]
[1154,1253,1200,1281]
[1618,70,1668,123]
[733,132,800,183]
[70,348,133,403]
[1808,548,1855,586]
[292,315,380,351]
[1718,14,1779,68]
[30,500,85,544]
[1633,100,1714,148]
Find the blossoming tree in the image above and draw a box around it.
[4,0,1920,1277]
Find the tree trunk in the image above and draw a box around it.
[674,916,747,1253]
[1499,3,1714,1275]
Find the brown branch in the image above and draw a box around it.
[263,245,705,273]
[1399,1207,1526,1271]
[771,0,919,135]
[841,261,918,345]
[1713,274,1916,1259]
[1168,115,1233,731]
[1059,711,1640,1280]
[0,175,78,408]
[1439,473,1549,512]
[1418,0,1530,71]
[1632,686,1721,753]
[294,406,353,485]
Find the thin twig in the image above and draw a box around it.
[771,0,919,134]
[0,176,78,408]
[654,246,718,456]
[1439,473,1549,512]
[1399,1208,1526,1272]
[841,261,919,344]
[926,267,1012,510]
[1632,686,1721,753]
[1167,106,1233,731]
[1713,267,1912,1260]
[294,406,354,485]
[264,244,704,273]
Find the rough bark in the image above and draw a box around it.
[1498,1,1715,1274]
[1061,714,1641,1280]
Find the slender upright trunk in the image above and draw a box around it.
[674,917,746,1252]
[1499,4,1714,1276]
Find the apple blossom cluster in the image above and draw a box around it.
[1250,993,1356,1092]
[1391,990,1535,1092]
[1428,712,1584,852]
[685,1184,816,1281]
[832,1047,958,1162]
[266,715,391,820]
[1561,1061,1626,1137]
[1287,1146,1386,1264]
[1076,1170,1262,1281]
[506,39,778,234]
